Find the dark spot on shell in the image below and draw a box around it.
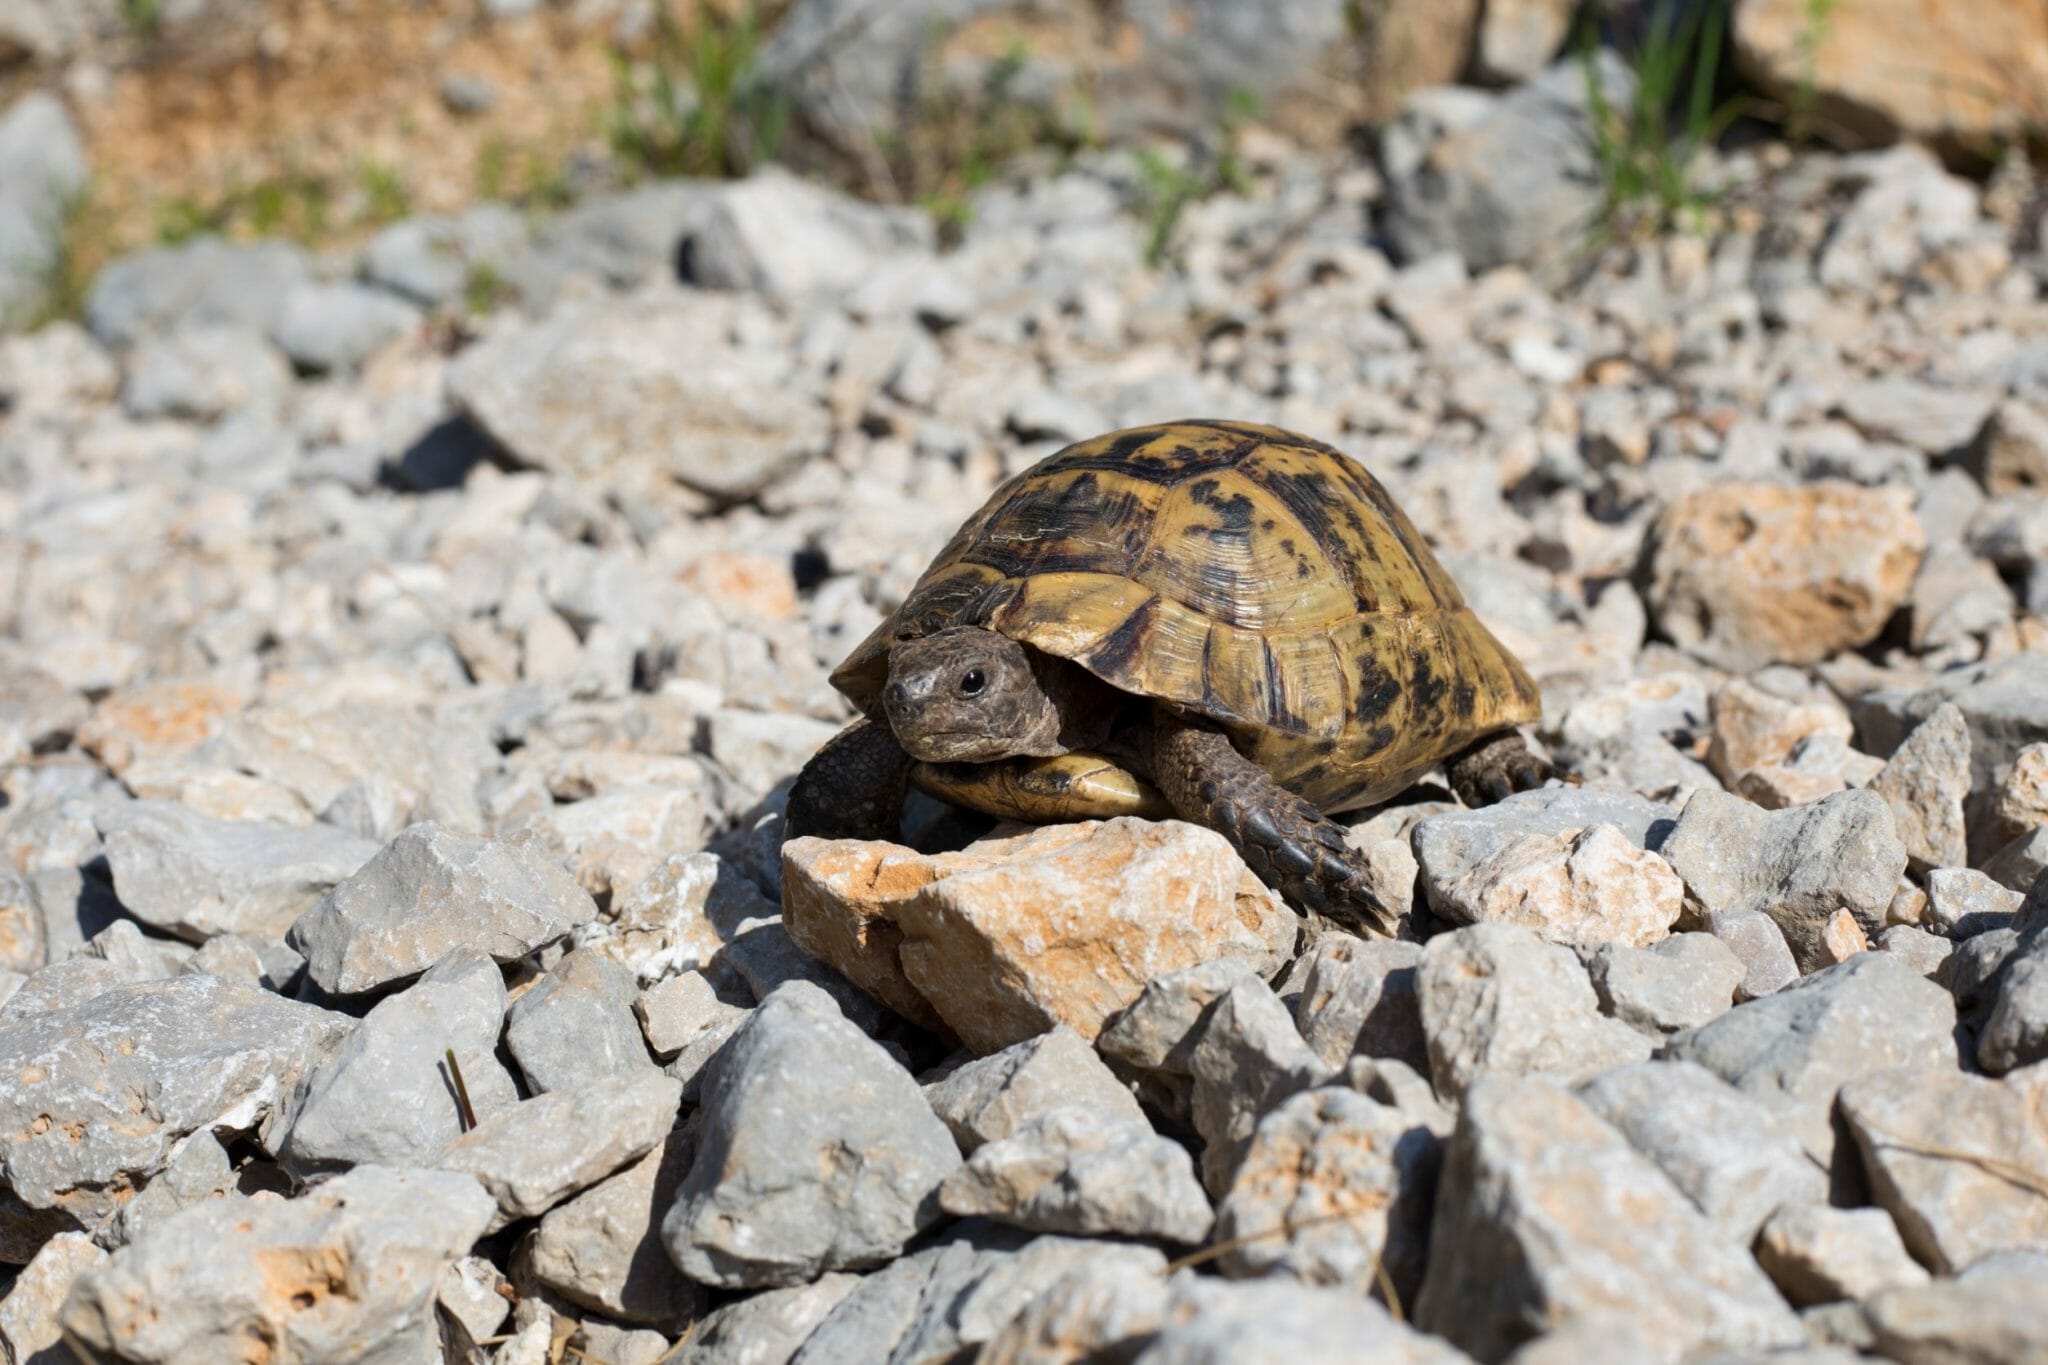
[1354,655,1402,724]
[1454,679,1478,717]
[1365,724,1396,755]
[1084,596,1159,679]
[1410,649,1449,715]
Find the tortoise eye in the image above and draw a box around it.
[959,668,987,696]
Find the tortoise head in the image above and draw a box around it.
[884,627,1066,763]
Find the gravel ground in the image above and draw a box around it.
[1,39,2047,1365]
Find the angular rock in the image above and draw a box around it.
[1881,924,1956,978]
[1660,788,1907,971]
[1135,1271,1470,1364]
[504,946,656,1094]
[1582,932,1746,1036]
[439,1071,682,1228]
[1179,975,1334,1196]
[1415,1075,1803,1361]
[1472,0,1577,83]
[362,204,530,307]
[1870,703,1972,874]
[287,822,596,995]
[1735,0,2048,147]
[437,1255,511,1343]
[85,237,308,347]
[1415,922,1653,1100]
[1577,1060,1826,1244]
[1926,868,2024,938]
[691,168,933,304]
[0,975,350,1257]
[1706,907,1802,999]
[1841,379,1997,456]
[450,295,830,502]
[61,1166,495,1365]
[277,948,519,1176]
[662,982,959,1288]
[0,1230,106,1365]
[1979,742,2048,860]
[270,280,420,373]
[924,1025,1145,1152]
[1755,1204,1929,1307]
[783,820,1297,1054]
[121,324,291,420]
[1420,821,1683,948]
[1980,931,2048,1074]
[589,850,772,986]
[1985,827,2048,894]
[682,1272,860,1365]
[634,969,744,1059]
[526,1129,702,1329]
[1859,1251,2048,1365]
[98,799,378,943]
[1667,953,1958,1165]
[1841,1062,2048,1275]
[1382,57,1631,273]
[939,1107,1212,1244]
[1293,933,1428,1073]
[1644,481,1924,671]
[788,1226,1161,1365]
[977,1253,1171,1365]
[1216,1085,1441,1302]
[1705,677,1856,787]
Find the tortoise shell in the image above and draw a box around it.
[831,420,1542,814]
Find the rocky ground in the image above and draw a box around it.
[3,7,2048,1363]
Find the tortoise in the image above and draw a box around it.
[784,419,1548,936]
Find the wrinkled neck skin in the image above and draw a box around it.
[883,627,1120,763]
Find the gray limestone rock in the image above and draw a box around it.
[924,1025,1145,1153]
[1755,1203,1930,1307]
[662,982,960,1288]
[99,799,378,944]
[1706,907,1802,999]
[1926,867,2024,938]
[1869,703,1972,874]
[691,168,934,304]
[679,1273,858,1364]
[1136,1272,1474,1365]
[504,946,657,1094]
[85,237,309,348]
[1667,953,1959,1167]
[287,822,596,996]
[1839,1063,2048,1275]
[438,1071,682,1228]
[1576,1060,1826,1245]
[1582,932,1746,1036]
[1293,932,1428,1073]
[0,1230,106,1365]
[792,1229,1164,1365]
[61,1165,496,1365]
[1382,55,1636,273]
[526,1128,702,1329]
[1416,922,1653,1100]
[270,280,421,373]
[449,294,830,502]
[1415,1074,1804,1362]
[1979,929,2048,1075]
[0,975,351,1257]
[1215,1085,1441,1303]
[939,1106,1212,1243]
[277,948,519,1176]
[361,203,530,307]
[1660,788,1908,970]
[1183,976,1334,1196]
[1860,1251,2048,1365]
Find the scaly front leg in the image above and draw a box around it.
[783,717,912,843]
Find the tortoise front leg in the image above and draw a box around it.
[783,717,912,843]
[1148,713,1397,938]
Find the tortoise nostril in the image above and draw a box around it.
[885,682,909,709]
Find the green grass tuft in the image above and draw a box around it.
[608,1,790,182]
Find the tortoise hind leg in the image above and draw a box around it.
[783,718,913,843]
[1148,714,1397,938]
[1443,731,1551,808]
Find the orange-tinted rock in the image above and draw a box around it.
[1646,482,1923,671]
[77,679,249,775]
[678,552,799,622]
[1735,0,2048,149]
[782,820,1300,1054]
[1706,679,1853,788]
